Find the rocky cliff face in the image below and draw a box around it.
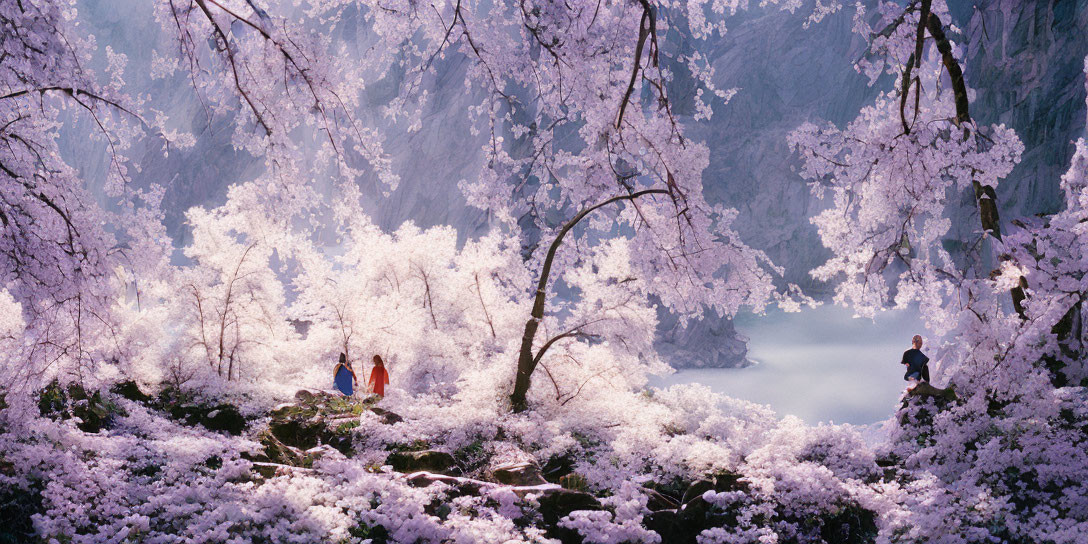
[962,0,1088,218]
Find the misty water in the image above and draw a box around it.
[651,305,926,426]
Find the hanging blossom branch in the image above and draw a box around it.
[886,0,1026,316]
[157,0,399,198]
[0,0,168,381]
[789,0,1024,324]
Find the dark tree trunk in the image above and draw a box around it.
[922,7,1028,319]
[510,189,667,413]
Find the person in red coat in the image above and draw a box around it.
[368,355,390,397]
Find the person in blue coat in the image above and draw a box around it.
[333,353,358,396]
[901,335,931,383]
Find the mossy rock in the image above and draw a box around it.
[907,381,957,402]
[452,439,489,474]
[386,439,432,453]
[268,405,357,454]
[489,461,548,487]
[370,407,403,424]
[37,381,67,417]
[249,429,311,468]
[559,473,589,493]
[535,488,604,542]
[169,402,246,436]
[268,414,326,450]
[38,381,126,433]
[284,390,374,419]
[110,380,152,404]
[294,389,319,403]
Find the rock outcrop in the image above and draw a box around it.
[386,450,460,476]
[488,461,549,486]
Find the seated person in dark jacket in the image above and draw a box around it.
[901,334,930,383]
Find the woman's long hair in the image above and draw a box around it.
[372,354,384,367]
[339,352,347,364]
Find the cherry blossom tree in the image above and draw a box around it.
[0,0,392,398]
[289,213,531,397]
[1000,59,1088,387]
[788,0,1024,328]
[789,0,1083,375]
[173,193,299,389]
[789,3,1088,540]
[0,0,171,397]
[1,1,1086,542]
[153,0,398,202]
[332,0,809,410]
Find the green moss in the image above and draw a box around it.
[346,523,389,543]
[38,381,127,433]
[570,430,601,450]
[386,439,431,453]
[334,420,361,434]
[322,395,368,416]
[453,439,489,474]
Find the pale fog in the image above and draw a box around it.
[650,305,927,426]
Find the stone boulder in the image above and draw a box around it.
[38,381,126,434]
[249,429,311,467]
[489,461,548,487]
[371,407,403,424]
[263,392,394,455]
[110,380,152,404]
[168,402,246,436]
[294,389,320,403]
[304,444,346,463]
[406,472,487,499]
[387,450,460,475]
[268,410,327,451]
[907,381,957,402]
[535,488,604,542]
